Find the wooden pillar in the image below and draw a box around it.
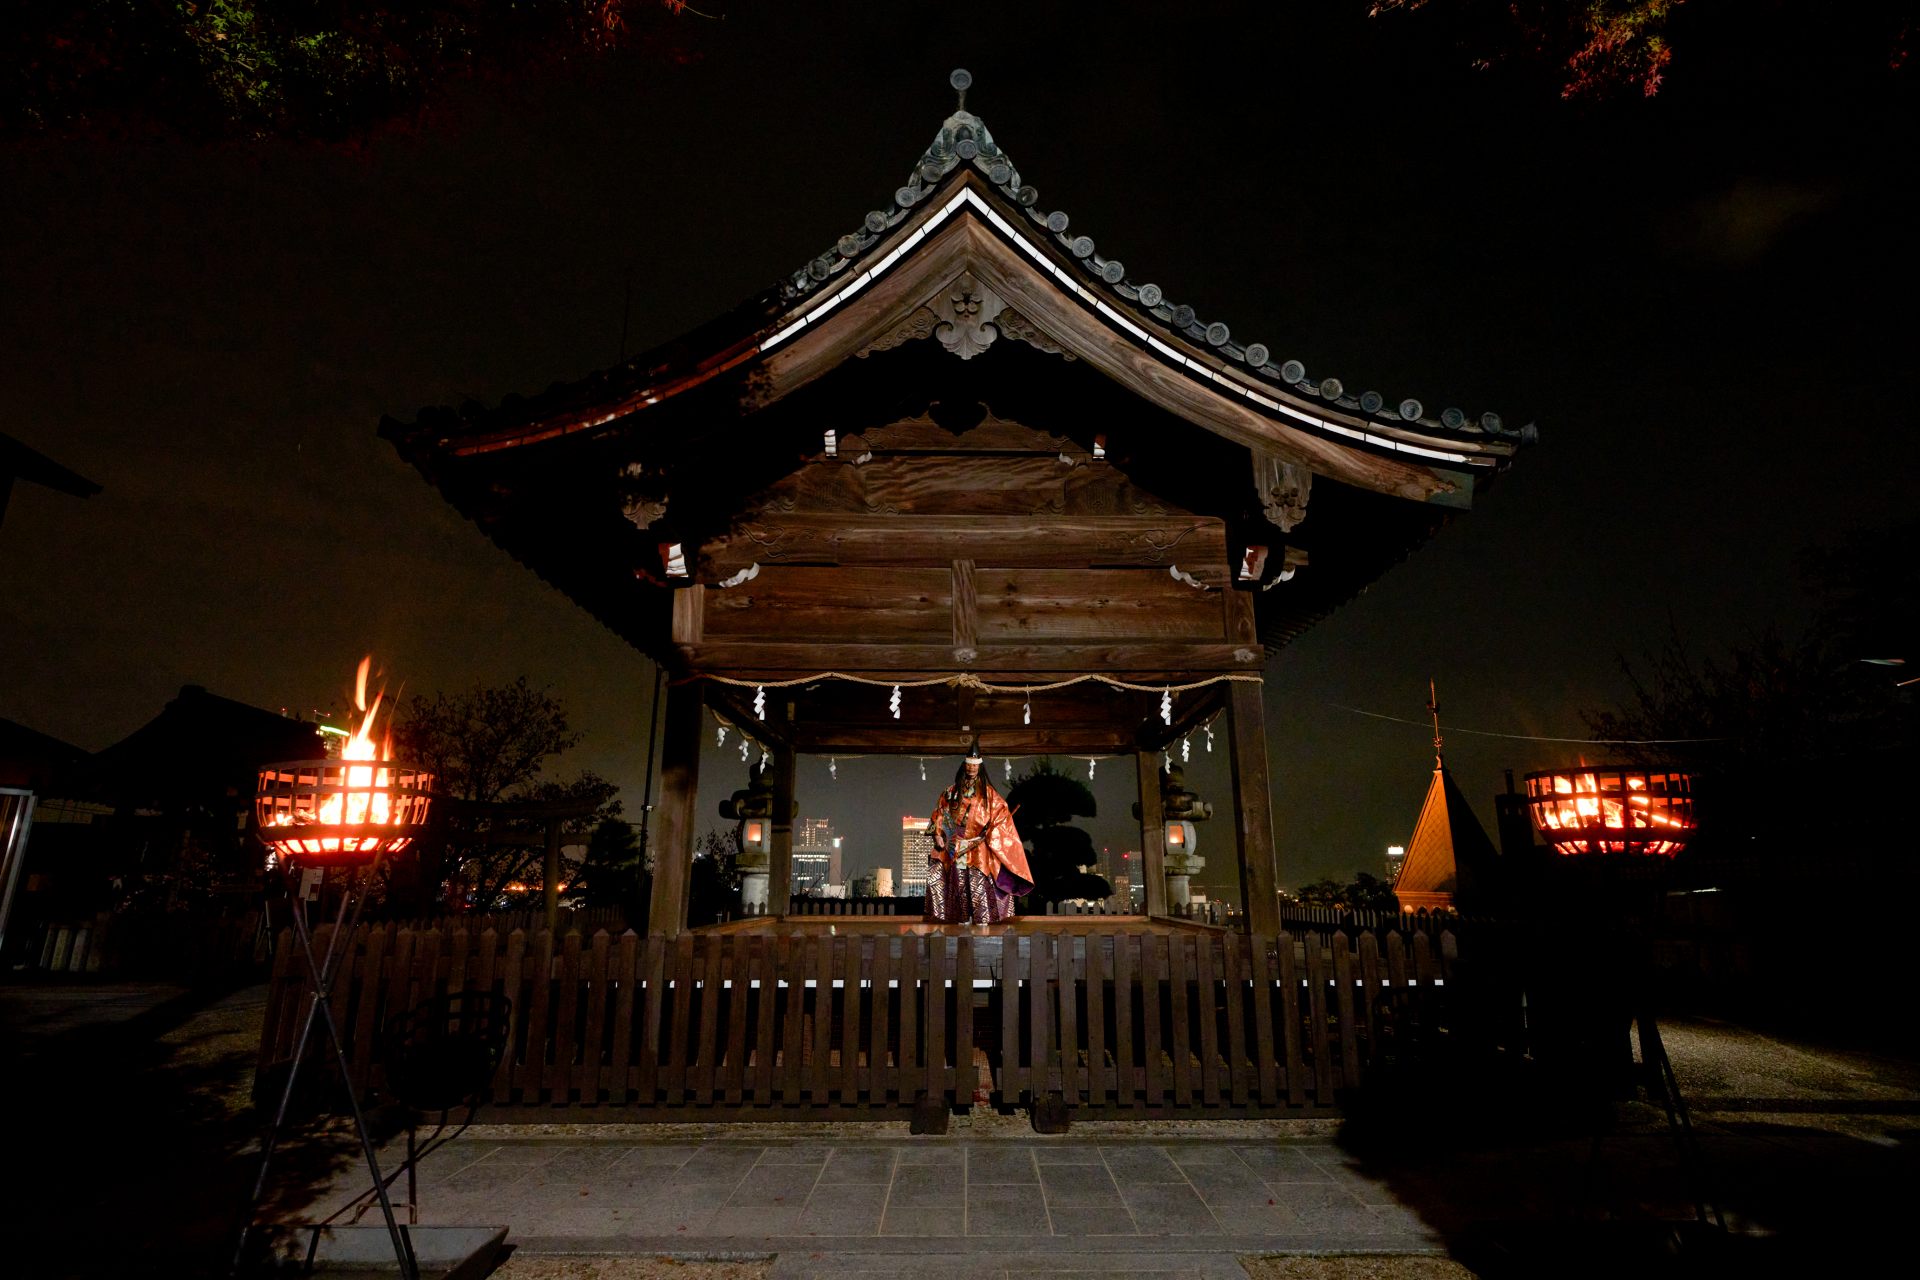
[1137,750,1167,919]
[542,818,562,934]
[768,743,796,916]
[646,679,705,938]
[1228,679,1280,937]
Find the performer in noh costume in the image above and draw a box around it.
[925,741,1032,925]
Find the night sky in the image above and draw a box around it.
[3,4,1914,899]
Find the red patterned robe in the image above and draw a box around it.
[925,777,1032,924]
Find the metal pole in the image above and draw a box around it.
[233,882,354,1274]
[286,876,417,1279]
[637,662,664,867]
[230,860,396,1276]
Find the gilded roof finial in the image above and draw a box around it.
[950,68,972,111]
[1427,678,1444,770]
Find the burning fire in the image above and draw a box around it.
[1523,766,1694,857]
[260,656,425,861]
[332,655,394,831]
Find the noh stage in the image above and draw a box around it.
[348,71,1519,1120]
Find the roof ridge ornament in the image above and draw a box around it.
[951,67,972,111]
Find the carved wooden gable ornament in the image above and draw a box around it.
[381,70,1532,666]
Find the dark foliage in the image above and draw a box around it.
[1370,1,1918,101]
[1294,870,1400,912]
[1007,759,1112,905]
[4,1,689,142]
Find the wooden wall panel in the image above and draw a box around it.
[702,565,951,643]
[976,568,1223,642]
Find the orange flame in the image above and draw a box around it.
[264,655,405,855]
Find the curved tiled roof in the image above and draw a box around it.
[778,69,1535,450]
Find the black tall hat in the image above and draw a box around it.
[965,736,983,763]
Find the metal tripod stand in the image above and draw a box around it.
[231,860,416,1278]
[1580,963,1724,1232]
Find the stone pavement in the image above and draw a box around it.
[304,1132,1436,1278]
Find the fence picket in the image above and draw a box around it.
[693,935,725,1104]
[779,936,806,1104]
[1056,933,1080,1104]
[809,937,835,1105]
[1277,931,1305,1108]
[839,937,862,1106]
[749,936,776,1104]
[1333,932,1360,1092]
[351,926,386,1093]
[1305,934,1333,1105]
[897,936,921,1102]
[495,930,525,1104]
[724,938,751,1104]
[956,935,976,1106]
[1112,933,1136,1108]
[1358,932,1382,1075]
[1169,934,1194,1106]
[1249,935,1278,1105]
[925,937,948,1104]
[1085,933,1108,1107]
[554,932,581,1102]
[1194,935,1220,1105]
[1142,935,1166,1107]
[665,935,694,1102]
[583,931,610,1103]
[609,931,638,1104]
[638,935,666,1105]
[998,936,1023,1105]
[1222,932,1249,1105]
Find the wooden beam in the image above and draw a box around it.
[670,585,704,644]
[705,683,793,751]
[1138,682,1230,752]
[792,725,1140,754]
[677,641,1263,677]
[1138,751,1168,919]
[704,516,1228,572]
[1228,679,1280,937]
[646,681,706,939]
[951,559,977,651]
[768,741,796,916]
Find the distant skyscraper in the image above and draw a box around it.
[793,817,837,892]
[900,816,933,896]
[1111,873,1134,912]
[1386,844,1406,884]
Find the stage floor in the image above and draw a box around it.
[698,914,1219,937]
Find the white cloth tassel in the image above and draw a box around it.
[717,725,728,748]
[1003,758,1012,783]
[760,750,769,770]
[1163,750,1171,770]
[829,757,838,780]
[1160,688,1173,725]
[890,685,901,719]
[1087,758,1096,780]
[919,759,927,781]
[754,685,766,719]
[1205,726,1214,753]
[739,738,750,762]
[1182,736,1191,763]
[1023,693,1032,726]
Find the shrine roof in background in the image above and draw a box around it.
[380,72,1533,677]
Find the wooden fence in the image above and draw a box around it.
[258,926,1455,1119]
[1280,905,1471,940]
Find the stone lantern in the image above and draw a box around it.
[1160,765,1213,909]
[719,761,790,915]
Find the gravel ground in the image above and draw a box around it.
[489,1257,774,1280]
[1240,1257,1477,1279]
